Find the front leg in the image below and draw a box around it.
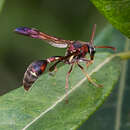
[77,63,102,88]
[78,58,94,68]
[86,60,94,68]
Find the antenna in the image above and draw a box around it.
[95,46,116,51]
[90,24,96,45]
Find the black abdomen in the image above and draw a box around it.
[23,60,47,91]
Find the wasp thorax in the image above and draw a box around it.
[23,60,48,91]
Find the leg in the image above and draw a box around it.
[48,54,75,72]
[47,56,62,64]
[65,64,74,103]
[47,56,64,76]
[78,58,94,68]
[77,63,102,87]
[49,61,60,76]
[86,60,94,68]
[49,61,60,72]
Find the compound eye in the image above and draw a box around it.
[89,47,96,54]
[92,48,96,54]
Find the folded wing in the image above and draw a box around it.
[15,27,72,48]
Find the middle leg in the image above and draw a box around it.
[78,58,94,68]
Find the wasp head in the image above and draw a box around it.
[88,45,96,60]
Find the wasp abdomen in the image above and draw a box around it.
[23,60,47,91]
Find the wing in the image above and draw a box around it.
[15,27,73,48]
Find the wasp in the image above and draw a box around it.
[15,24,115,98]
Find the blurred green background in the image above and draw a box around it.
[0,0,129,130]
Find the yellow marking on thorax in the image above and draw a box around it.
[69,55,74,62]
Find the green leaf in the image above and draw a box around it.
[116,51,130,60]
[78,37,130,130]
[91,0,130,38]
[0,0,5,13]
[0,52,121,130]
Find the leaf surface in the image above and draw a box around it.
[91,0,130,38]
[0,53,121,130]
[0,0,5,13]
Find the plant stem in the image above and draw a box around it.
[115,38,129,130]
[116,51,130,60]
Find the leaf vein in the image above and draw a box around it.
[22,55,115,130]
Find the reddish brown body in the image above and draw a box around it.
[15,24,116,98]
